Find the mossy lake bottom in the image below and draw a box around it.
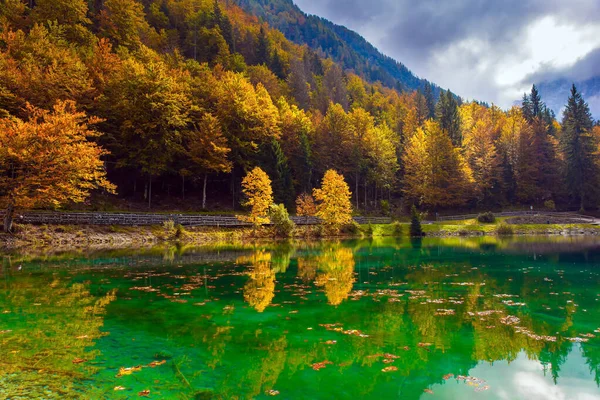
[1,237,600,399]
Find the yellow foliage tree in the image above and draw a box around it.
[313,169,352,232]
[0,101,115,232]
[402,120,473,208]
[238,167,273,228]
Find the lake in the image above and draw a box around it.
[1,237,599,399]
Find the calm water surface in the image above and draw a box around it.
[1,237,600,399]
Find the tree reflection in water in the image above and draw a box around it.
[0,273,115,398]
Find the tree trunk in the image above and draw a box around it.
[3,203,14,233]
[364,180,367,211]
[202,174,208,210]
[355,175,359,210]
[231,168,236,210]
[148,178,152,209]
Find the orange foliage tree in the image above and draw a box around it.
[295,193,316,223]
[313,169,352,232]
[0,101,115,232]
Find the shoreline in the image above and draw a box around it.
[2,222,600,251]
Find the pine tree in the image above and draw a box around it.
[560,85,598,211]
[270,50,285,79]
[256,26,269,65]
[423,82,436,119]
[435,90,461,146]
[409,205,423,237]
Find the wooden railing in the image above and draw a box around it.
[0,211,391,227]
[436,211,595,222]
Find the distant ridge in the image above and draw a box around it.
[236,0,444,97]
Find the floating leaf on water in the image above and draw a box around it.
[418,343,432,347]
[139,390,150,397]
[114,386,126,391]
[266,389,280,396]
[500,315,520,325]
[148,360,166,367]
[116,366,143,377]
[382,359,394,364]
[384,353,399,359]
[72,358,86,364]
[382,366,398,372]
[443,374,454,380]
[311,361,333,371]
[567,337,589,343]
[325,340,337,345]
[424,389,434,394]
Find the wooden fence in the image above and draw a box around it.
[436,211,595,222]
[0,211,391,227]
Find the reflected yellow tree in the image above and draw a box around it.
[0,277,116,398]
[314,246,356,305]
[239,250,276,312]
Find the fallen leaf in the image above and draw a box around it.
[311,361,333,371]
[266,389,280,396]
[72,358,86,364]
[382,366,398,372]
[424,389,434,394]
[443,373,454,380]
[114,386,126,391]
[139,390,150,397]
[116,366,143,377]
[148,360,166,367]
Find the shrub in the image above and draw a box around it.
[175,224,186,239]
[410,205,424,237]
[363,223,374,237]
[341,220,361,235]
[380,200,390,216]
[163,219,175,232]
[392,221,403,236]
[269,204,295,238]
[496,223,514,236]
[477,212,496,223]
[544,200,556,211]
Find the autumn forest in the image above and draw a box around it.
[1,0,599,224]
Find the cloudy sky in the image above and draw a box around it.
[294,0,600,108]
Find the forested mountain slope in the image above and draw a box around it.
[235,0,441,96]
[0,0,598,217]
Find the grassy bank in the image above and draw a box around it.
[2,218,600,250]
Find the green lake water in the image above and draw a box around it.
[1,237,600,399]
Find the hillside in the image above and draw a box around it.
[235,0,442,97]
